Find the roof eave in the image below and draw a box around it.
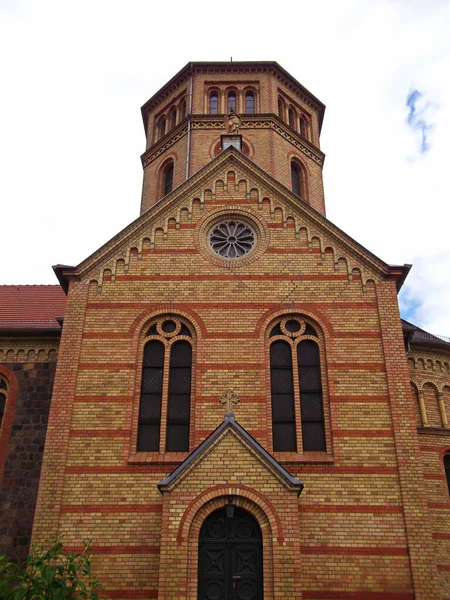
[53,264,77,295]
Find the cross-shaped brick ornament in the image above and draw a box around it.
[220,389,240,415]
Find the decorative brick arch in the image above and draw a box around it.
[255,304,334,339]
[0,365,19,481]
[129,304,207,337]
[181,486,277,600]
[177,484,283,545]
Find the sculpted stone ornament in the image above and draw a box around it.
[226,107,241,134]
[220,389,240,415]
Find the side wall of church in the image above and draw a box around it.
[407,347,450,597]
[31,164,440,598]
[0,342,58,562]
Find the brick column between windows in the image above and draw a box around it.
[376,281,440,599]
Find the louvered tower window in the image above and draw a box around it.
[245,91,255,114]
[291,161,301,196]
[209,92,219,114]
[164,162,174,195]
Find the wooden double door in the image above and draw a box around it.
[198,506,263,600]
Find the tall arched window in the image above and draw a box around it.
[209,91,219,114]
[227,91,236,112]
[269,316,326,453]
[445,455,450,496]
[291,161,301,197]
[0,377,7,427]
[245,91,255,114]
[164,162,174,195]
[137,317,193,453]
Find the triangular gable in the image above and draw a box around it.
[157,414,304,495]
[55,147,410,292]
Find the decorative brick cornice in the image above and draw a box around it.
[140,114,324,168]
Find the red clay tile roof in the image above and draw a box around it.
[0,286,66,330]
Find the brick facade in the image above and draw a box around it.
[1,62,450,599]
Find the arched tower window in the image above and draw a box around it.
[179,99,186,121]
[445,455,450,496]
[300,116,308,139]
[288,108,296,129]
[169,107,177,130]
[137,317,193,453]
[209,91,219,114]
[227,91,236,112]
[278,97,284,120]
[245,91,255,114]
[164,161,174,196]
[0,376,7,427]
[269,316,326,453]
[158,117,166,140]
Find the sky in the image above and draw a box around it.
[1,0,449,337]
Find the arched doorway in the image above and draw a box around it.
[198,505,263,600]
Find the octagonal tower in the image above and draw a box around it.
[140,61,326,216]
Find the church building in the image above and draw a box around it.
[1,61,450,599]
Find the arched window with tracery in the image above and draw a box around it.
[245,91,255,114]
[137,316,193,453]
[291,160,307,199]
[227,91,236,112]
[445,455,450,496]
[269,316,326,453]
[0,377,7,428]
[209,91,219,114]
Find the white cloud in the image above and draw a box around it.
[1,0,449,336]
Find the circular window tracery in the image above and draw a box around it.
[208,220,256,259]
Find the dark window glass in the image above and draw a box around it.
[445,455,450,496]
[146,324,158,336]
[291,162,301,196]
[227,92,236,112]
[180,324,192,337]
[0,392,6,426]
[209,92,218,114]
[164,163,174,195]
[289,108,295,129]
[298,340,325,451]
[270,323,282,337]
[138,341,164,451]
[270,341,296,452]
[304,323,317,336]
[245,92,255,114]
[166,341,192,451]
[285,319,301,333]
[162,320,176,333]
[0,379,6,390]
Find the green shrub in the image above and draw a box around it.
[0,539,103,599]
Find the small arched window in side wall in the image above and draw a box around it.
[209,92,219,114]
[300,116,308,140]
[445,455,450,496]
[288,108,296,129]
[164,162,174,196]
[245,91,255,114]
[278,98,284,120]
[0,377,7,427]
[158,117,166,140]
[169,107,177,130]
[179,99,186,121]
[291,161,301,197]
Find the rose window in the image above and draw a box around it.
[208,220,256,259]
